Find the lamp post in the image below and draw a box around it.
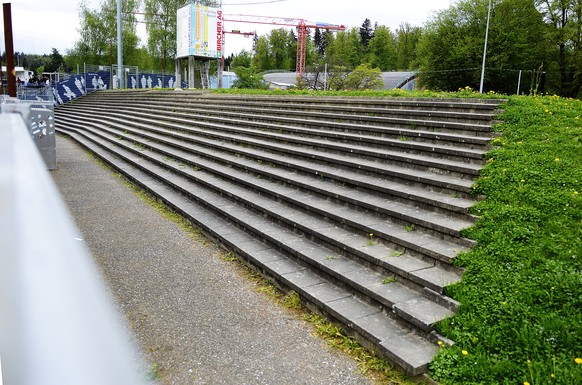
[117,0,123,89]
[479,0,492,94]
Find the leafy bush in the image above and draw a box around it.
[231,66,269,90]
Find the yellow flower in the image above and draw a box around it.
[574,191,579,197]
[575,357,582,364]
[551,374,555,378]
[438,341,444,347]
[555,158,560,162]
[524,382,531,385]
[521,179,525,183]
[462,350,468,356]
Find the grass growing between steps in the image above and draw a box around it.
[211,86,505,99]
[429,95,582,384]
[218,254,420,385]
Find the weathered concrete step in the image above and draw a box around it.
[59,105,483,180]
[56,108,482,203]
[86,95,497,126]
[68,100,493,151]
[131,91,506,114]
[55,109,478,218]
[56,126,440,376]
[75,94,494,137]
[56,124,457,332]
[56,114,472,268]
[57,108,478,200]
[75,102,488,162]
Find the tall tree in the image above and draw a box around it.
[46,48,65,73]
[68,0,141,67]
[536,0,582,96]
[269,28,293,70]
[144,0,177,72]
[396,23,423,70]
[418,0,548,94]
[359,18,374,48]
[253,35,271,71]
[314,28,324,56]
[367,25,397,71]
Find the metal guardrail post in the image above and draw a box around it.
[0,111,149,385]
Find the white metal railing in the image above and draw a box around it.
[0,109,149,385]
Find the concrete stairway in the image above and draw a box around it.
[54,90,504,376]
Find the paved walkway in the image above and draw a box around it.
[51,135,372,385]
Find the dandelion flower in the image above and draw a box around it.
[462,350,468,356]
[437,341,444,347]
[521,179,525,183]
[524,382,531,385]
[555,158,560,162]
[551,374,555,378]
[575,357,582,364]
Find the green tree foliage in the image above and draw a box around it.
[45,48,66,73]
[359,18,374,48]
[231,66,268,89]
[417,0,548,94]
[314,28,325,56]
[253,35,271,71]
[67,0,141,68]
[230,50,252,69]
[345,63,384,90]
[536,0,582,97]
[396,23,422,70]
[269,28,294,70]
[144,0,177,72]
[367,26,397,71]
[325,28,363,69]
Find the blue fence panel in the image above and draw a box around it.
[54,75,86,104]
[85,71,111,92]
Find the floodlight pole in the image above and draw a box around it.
[117,0,124,89]
[479,0,492,94]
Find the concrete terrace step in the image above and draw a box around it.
[55,113,474,259]
[59,104,483,181]
[103,89,505,116]
[67,100,491,161]
[57,106,479,204]
[82,93,499,138]
[57,124,447,375]
[54,90,501,376]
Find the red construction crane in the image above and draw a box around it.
[223,13,345,75]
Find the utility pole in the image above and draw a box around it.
[117,0,124,89]
[479,0,492,94]
[3,3,16,97]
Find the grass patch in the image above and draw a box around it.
[429,95,582,384]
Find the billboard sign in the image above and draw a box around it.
[176,2,223,59]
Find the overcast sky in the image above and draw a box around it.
[0,0,453,59]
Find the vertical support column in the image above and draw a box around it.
[188,56,195,88]
[217,58,223,89]
[116,0,124,89]
[175,58,182,89]
[3,3,16,97]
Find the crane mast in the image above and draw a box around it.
[223,13,345,76]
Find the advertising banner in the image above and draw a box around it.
[176,2,223,59]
